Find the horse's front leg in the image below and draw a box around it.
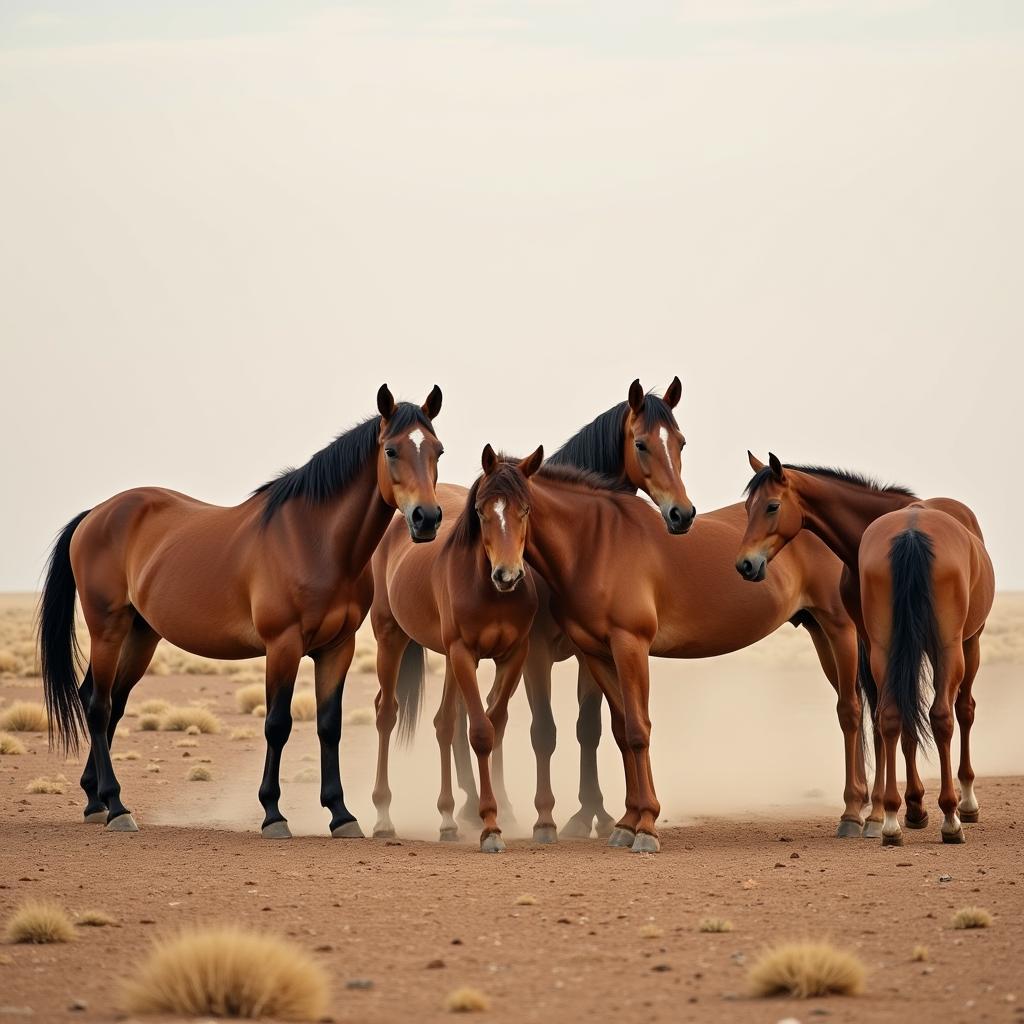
[486,641,530,839]
[258,631,303,838]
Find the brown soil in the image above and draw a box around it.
[2,669,1023,1024]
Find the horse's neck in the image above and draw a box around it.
[798,475,913,569]
[524,480,594,587]
[318,460,394,576]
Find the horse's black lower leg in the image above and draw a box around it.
[86,687,132,828]
[259,684,294,836]
[317,687,360,835]
[78,670,107,819]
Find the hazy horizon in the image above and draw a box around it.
[2,1,1022,589]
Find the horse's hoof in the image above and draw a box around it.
[835,819,863,839]
[959,809,979,823]
[261,820,292,839]
[862,820,884,839]
[607,826,636,848]
[904,811,929,830]
[480,833,506,854]
[558,816,593,840]
[880,831,903,847]
[533,825,558,845]
[84,810,108,824]
[333,821,365,839]
[594,817,616,839]
[106,813,139,833]
[439,828,461,843]
[942,829,966,845]
[631,832,660,854]
[372,827,396,840]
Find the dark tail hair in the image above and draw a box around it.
[856,635,877,767]
[38,510,91,755]
[395,640,425,747]
[887,529,941,747]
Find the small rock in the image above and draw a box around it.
[774,862,786,869]
[426,959,445,969]
[345,979,373,990]
[451,938,463,945]
[778,836,793,842]
[68,1001,87,1013]
[939,874,952,883]
[651,963,671,972]
[790,852,800,859]
[314,944,333,952]
[384,840,402,847]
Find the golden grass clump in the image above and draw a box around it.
[952,907,992,930]
[185,724,201,736]
[291,691,317,721]
[699,917,734,933]
[0,649,19,674]
[145,763,161,773]
[77,909,118,928]
[251,704,267,718]
[27,776,65,795]
[138,714,162,732]
[912,945,929,962]
[638,923,664,939]
[514,894,537,906]
[748,942,866,999]
[175,738,199,748]
[0,701,49,732]
[5,900,76,944]
[137,698,171,716]
[235,683,266,714]
[230,727,257,741]
[161,706,221,734]
[186,765,213,782]
[444,987,490,1013]
[120,926,329,1020]
[112,750,142,762]
[343,706,375,727]
[0,731,26,755]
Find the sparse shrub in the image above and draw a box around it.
[444,987,490,1013]
[952,907,992,930]
[119,926,328,1020]
[230,727,257,741]
[145,763,160,773]
[186,766,213,782]
[185,724,201,736]
[639,923,664,939]
[138,699,170,716]
[112,750,142,762]
[27,776,65,795]
[748,941,865,998]
[77,910,117,928]
[291,691,317,722]
[0,649,18,674]
[5,900,75,944]
[235,684,265,714]
[138,714,162,732]
[251,704,267,718]
[175,739,199,748]
[514,894,537,906]
[912,945,929,961]
[343,707,374,727]
[0,702,48,732]
[161,707,221,734]
[699,917,734,933]
[0,732,26,755]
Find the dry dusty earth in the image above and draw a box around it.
[2,669,1023,1024]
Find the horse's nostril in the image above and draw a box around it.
[741,560,752,576]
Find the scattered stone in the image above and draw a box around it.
[939,875,953,883]
[345,979,373,991]
[451,938,463,945]
[651,963,671,972]
[427,959,446,969]
[314,944,333,952]
[790,852,800,859]
[67,1001,87,1013]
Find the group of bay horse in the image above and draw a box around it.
[39,380,994,852]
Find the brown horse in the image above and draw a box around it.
[38,385,444,838]
[737,454,994,845]
[465,455,861,852]
[370,446,547,851]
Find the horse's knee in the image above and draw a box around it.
[316,693,341,745]
[469,719,495,756]
[836,698,862,733]
[929,706,954,744]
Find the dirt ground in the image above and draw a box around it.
[2,660,1023,1024]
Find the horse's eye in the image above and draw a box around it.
[384,447,398,459]
[522,507,530,517]
[635,441,647,453]
[767,502,780,515]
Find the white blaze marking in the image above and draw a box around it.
[659,426,672,464]
[493,498,507,534]
[409,428,425,452]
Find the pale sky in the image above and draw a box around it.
[1,1,1021,590]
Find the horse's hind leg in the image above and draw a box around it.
[314,636,362,838]
[931,642,967,843]
[561,661,613,839]
[955,632,982,822]
[522,644,558,843]
[901,732,928,829]
[258,631,303,838]
[453,698,480,825]
[485,664,520,831]
[370,623,409,838]
[434,661,461,840]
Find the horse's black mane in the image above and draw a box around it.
[745,463,916,499]
[254,403,433,525]
[546,395,678,490]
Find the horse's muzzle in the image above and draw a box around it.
[408,504,442,543]
[736,554,767,582]
[664,504,697,535]
[491,567,525,593]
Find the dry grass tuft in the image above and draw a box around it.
[175,738,199,748]
[27,776,65,795]
[235,683,266,714]
[251,704,267,718]
[638,923,664,939]
[112,750,142,762]
[0,649,19,674]
[912,945,929,962]
[444,987,490,1013]
[5,900,76,944]
[698,917,734,933]
[514,894,537,906]
[161,706,221,734]
[952,907,992,930]
[748,941,865,999]
[137,698,171,716]
[185,724,201,736]
[145,763,161,773]
[230,727,257,741]
[343,706,375,727]
[76,909,118,928]
[0,701,49,732]
[120,926,328,1020]
[291,691,317,722]
[138,714,162,732]
[186,765,213,782]
[0,731,27,755]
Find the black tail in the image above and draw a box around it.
[887,529,941,747]
[395,640,425,748]
[38,510,91,756]
[856,635,877,767]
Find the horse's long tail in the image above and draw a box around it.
[395,640,425,747]
[886,528,941,747]
[38,510,91,755]
[856,635,877,764]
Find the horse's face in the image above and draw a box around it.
[375,384,445,543]
[476,445,543,593]
[737,452,802,581]
[622,376,696,535]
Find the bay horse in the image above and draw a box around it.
[737,454,994,845]
[38,384,444,839]
[369,446,546,852]
[457,454,861,852]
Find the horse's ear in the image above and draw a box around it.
[377,384,396,421]
[768,452,785,481]
[664,376,682,409]
[421,384,442,420]
[481,444,498,475]
[748,451,765,473]
[628,378,645,414]
[518,445,544,478]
